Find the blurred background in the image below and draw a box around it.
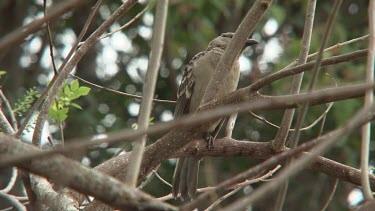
[0,0,371,210]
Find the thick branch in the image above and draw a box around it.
[0,82,372,168]
[0,134,176,211]
[174,139,375,190]
[93,83,372,180]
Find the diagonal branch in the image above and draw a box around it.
[0,134,176,211]
[0,0,88,52]
[201,0,272,105]
[0,82,372,168]
[31,0,138,145]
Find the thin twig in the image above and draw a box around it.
[0,168,18,193]
[360,0,375,200]
[125,0,169,187]
[31,0,105,145]
[307,35,368,60]
[272,0,316,151]
[0,202,29,211]
[274,2,341,209]
[249,49,367,91]
[16,0,103,139]
[254,73,336,133]
[0,90,18,130]
[0,192,26,211]
[205,165,281,211]
[229,165,281,189]
[138,165,161,189]
[44,0,58,74]
[99,0,155,40]
[320,178,339,211]
[71,74,175,104]
[153,170,173,188]
[289,0,343,149]
[250,102,332,132]
[280,34,369,72]
[31,1,71,192]
[141,167,175,190]
[0,0,87,52]
[220,104,373,211]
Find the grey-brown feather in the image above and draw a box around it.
[172,35,245,200]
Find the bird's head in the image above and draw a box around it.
[207,32,258,51]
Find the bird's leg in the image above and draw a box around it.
[203,118,226,149]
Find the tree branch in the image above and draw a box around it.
[360,0,375,200]
[201,0,272,105]
[249,49,367,91]
[126,0,169,187]
[0,0,88,52]
[31,0,138,145]
[0,82,372,168]
[0,134,176,211]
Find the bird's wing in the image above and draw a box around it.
[174,51,205,118]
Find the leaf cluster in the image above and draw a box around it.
[48,80,91,123]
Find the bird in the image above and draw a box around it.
[172,32,258,200]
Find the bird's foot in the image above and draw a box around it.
[203,132,214,149]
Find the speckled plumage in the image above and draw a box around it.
[172,34,258,200]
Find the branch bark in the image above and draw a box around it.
[0,134,176,211]
[0,82,372,168]
[126,0,169,187]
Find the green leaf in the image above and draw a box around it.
[71,80,79,91]
[13,87,40,116]
[148,117,154,125]
[0,71,6,77]
[77,86,91,96]
[64,85,72,96]
[48,107,69,122]
[71,103,82,109]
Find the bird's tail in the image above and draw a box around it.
[172,157,200,200]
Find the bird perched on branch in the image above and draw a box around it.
[172,33,258,200]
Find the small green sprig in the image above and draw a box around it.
[48,79,91,123]
[13,87,41,117]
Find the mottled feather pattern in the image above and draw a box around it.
[174,51,206,117]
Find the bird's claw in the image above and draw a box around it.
[204,132,214,149]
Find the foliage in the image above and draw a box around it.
[48,80,91,123]
[13,87,40,117]
[131,117,154,129]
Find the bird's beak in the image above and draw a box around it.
[221,32,258,46]
[244,39,258,46]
